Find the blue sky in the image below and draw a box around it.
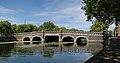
[0,0,114,31]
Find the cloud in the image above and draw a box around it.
[0,16,21,24]
[0,16,41,26]
[0,0,93,31]
[31,6,84,19]
[0,16,18,21]
[0,6,16,14]
[0,16,31,25]
[31,4,92,30]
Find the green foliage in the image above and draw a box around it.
[60,27,67,31]
[43,48,54,58]
[0,21,82,35]
[90,21,109,32]
[42,21,56,31]
[16,24,38,32]
[53,26,59,31]
[11,24,38,33]
[69,28,79,31]
[82,0,120,31]
[38,25,43,31]
[83,0,120,22]
[0,21,11,36]
[107,30,113,36]
[11,24,17,33]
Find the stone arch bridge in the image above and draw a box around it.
[14,31,103,44]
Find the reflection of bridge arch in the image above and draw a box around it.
[32,36,43,41]
[62,35,75,42]
[23,36,31,41]
[76,36,88,45]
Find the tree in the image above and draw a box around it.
[42,21,56,31]
[0,21,11,36]
[90,21,109,32]
[11,24,17,33]
[59,27,67,31]
[53,26,59,31]
[68,28,79,31]
[16,24,38,32]
[38,25,44,31]
[82,0,120,36]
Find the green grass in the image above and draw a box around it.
[0,41,74,48]
[18,44,43,48]
[0,41,18,44]
[0,41,73,45]
[45,42,73,45]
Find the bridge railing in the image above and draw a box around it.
[44,31,59,33]
[13,31,103,36]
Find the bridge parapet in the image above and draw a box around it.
[14,31,103,35]
[45,31,59,33]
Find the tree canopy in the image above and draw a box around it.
[83,0,120,23]
[16,24,38,32]
[40,21,56,31]
[90,20,109,32]
[0,21,11,36]
[82,0,120,34]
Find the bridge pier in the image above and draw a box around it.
[73,39,76,45]
[59,30,62,43]
[41,39,45,44]
[30,42,32,45]
[59,38,62,42]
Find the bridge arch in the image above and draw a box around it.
[76,36,88,45]
[62,35,75,42]
[32,36,43,41]
[23,36,31,41]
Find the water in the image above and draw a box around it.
[0,42,103,63]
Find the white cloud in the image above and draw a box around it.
[31,6,84,20]
[0,16,23,25]
[0,16,18,21]
[31,5,92,30]
[0,16,41,26]
[0,6,16,14]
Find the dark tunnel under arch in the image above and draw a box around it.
[62,36,74,42]
[62,36,74,46]
[45,36,59,43]
[32,37,42,41]
[23,37,31,41]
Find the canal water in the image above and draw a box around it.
[0,42,103,63]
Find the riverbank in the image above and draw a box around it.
[85,42,120,63]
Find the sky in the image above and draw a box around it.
[0,0,115,31]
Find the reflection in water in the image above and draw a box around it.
[43,48,54,58]
[63,43,74,47]
[0,42,103,63]
[0,44,14,57]
[45,44,59,47]
[32,41,41,44]
[77,39,87,46]
[24,42,30,45]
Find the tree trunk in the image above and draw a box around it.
[115,21,120,36]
